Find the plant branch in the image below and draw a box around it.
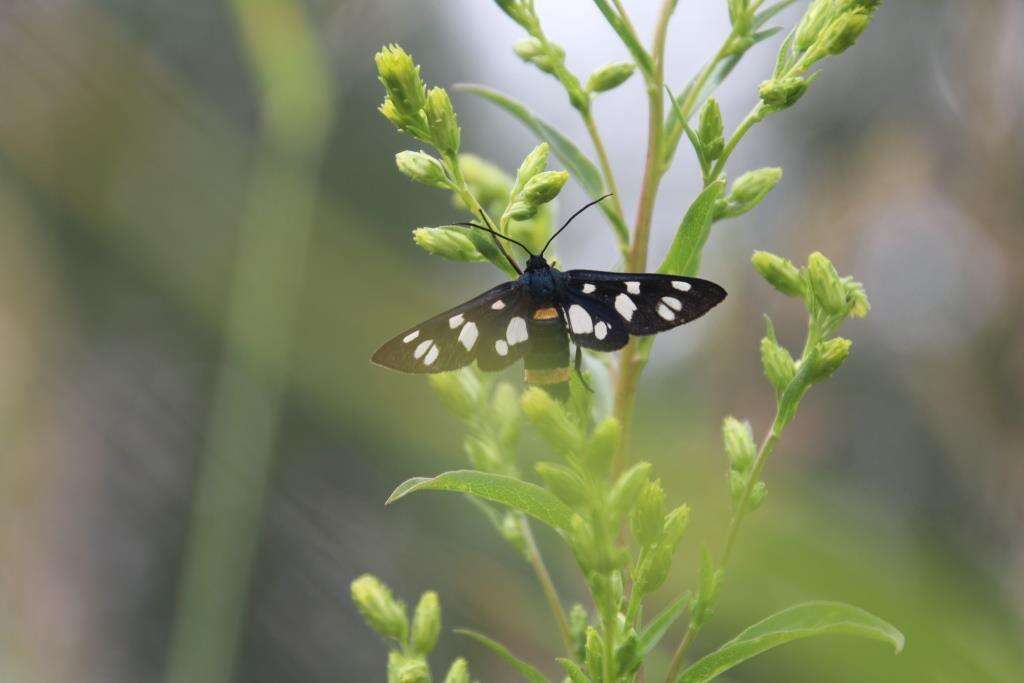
[582,110,626,228]
[518,515,576,658]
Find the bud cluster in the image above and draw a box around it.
[503,143,568,223]
[716,167,783,220]
[722,417,766,513]
[352,575,469,682]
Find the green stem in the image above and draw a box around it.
[603,610,617,683]
[583,109,626,233]
[448,159,520,275]
[519,515,576,658]
[707,103,765,182]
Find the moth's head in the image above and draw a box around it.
[525,254,550,272]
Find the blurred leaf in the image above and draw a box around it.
[754,0,799,29]
[455,84,629,244]
[639,591,692,657]
[455,629,551,683]
[557,657,590,683]
[387,470,575,533]
[676,601,904,683]
[657,181,725,276]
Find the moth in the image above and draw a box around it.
[372,196,727,400]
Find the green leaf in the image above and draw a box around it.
[456,629,551,683]
[387,469,575,534]
[657,181,726,276]
[753,0,799,29]
[591,0,654,77]
[455,83,629,245]
[556,658,591,683]
[773,27,798,78]
[638,591,692,657]
[676,601,905,683]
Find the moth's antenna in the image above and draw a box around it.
[454,220,528,274]
[540,193,614,256]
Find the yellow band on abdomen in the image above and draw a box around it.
[524,367,570,385]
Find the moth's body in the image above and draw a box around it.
[372,249,727,400]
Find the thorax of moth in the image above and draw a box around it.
[522,255,562,307]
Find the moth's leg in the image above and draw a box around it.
[559,306,594,393]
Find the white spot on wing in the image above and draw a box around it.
[657,303,675,321]
[506,317,528,345]
[672,280,692,292]
[615,293,636,321]
[448,313,464,329]
[662,296,682,311]
[594,321,608,340]
[424,345,439,365]
[491,300,505,310]
[458,322,478,350]
[414,339,432,359]
[568,304,594,334]
[582,283,596,294]
[626,281,641,294]
[403,330,420,343]
[495,339,509,356]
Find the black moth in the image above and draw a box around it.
[372,196,727,400]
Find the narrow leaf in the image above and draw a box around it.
[638,591,692,657]
[773,28,798,78]
[455,84,629,244]
[676,601,905,683]
[657,181,726,277]
[557,658,591,683]
[387,469,575,534]
[456,629,551,683]
[591,0,654,76]
[754,0,799,29]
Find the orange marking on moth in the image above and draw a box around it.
[532,307,559,320]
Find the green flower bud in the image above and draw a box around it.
[809,337,852,383]
[729,469,747,509]
[722,416,756,472]
[513,38,564,74]
[505,200,537,222]
[843,277,871,318]
[608,461,652,519]
[794,0,836,52]
[692,545,722,627]
[378,97,405,129]
[761,335,796,395]
[586,61,636,93]
[749,481,767,510]
[535,462,590,507]
[751,251,803,297]
[589,571,623,622]
[698,98,725,161]
[662,504,691,547]
[351,574,408,642]
[428,369,482,419]
[521,386,584,453]
[637,542,673,594]
[807,252,849,316]
[569,515,599,574]
[569,604,589,662]
[584,627,604,681]
[424,87,460,157]
[731,166,782,205]
[443,658,470,683]
[410,591,441,655]
[583,417,620,478]
[630,479,666,547]
[758,76,813,109]
[521,170,568,206]
[615,628,641,674]
[458,154,512,206]
[396,150,449,188]
[387,652,430,683]
[513,143,550,194]
[821,9,873,55]
[375,44,427,118]
[412,227,483,262]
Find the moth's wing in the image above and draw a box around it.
[557,293,630,352]
[371,280,531,374]
[562,270,727,336]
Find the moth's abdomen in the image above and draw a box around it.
[524,308,570,401]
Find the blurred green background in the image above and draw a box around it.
[2,1,1022,681]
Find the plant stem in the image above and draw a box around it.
[582,109,626,229]
[707,104,765,182]
[663,414,783,682]
[519,515,576,658]
[611,0,675,477]
[603,611,616,683]
[448,160,521,275]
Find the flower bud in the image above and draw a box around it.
[396,150,449,188]
[351,574,408,642]
[424,87,460,157]
[535,462,590,507]
[410,591,441,655]
[569,604,589,662]
[412,227,483,262]
[761,334,796,394]
[732,166,782,204]
[698,98,725,161]
[428,369,482,419]
[748,481,767,510]
[584,627,604,681]
[794,0,836,52]
[521,170,568,206]
[513,142,549,189]
[758,76,813,109]
[513,38,563,74]
[586,61,636,93]
[608,462,652,519]
[583,417,620,478]
[637,542,673,594]
[808,337,852,384]
[443,658,470,683]
[569,515,599,573]
[729,469,746,509]
[521,386,584,453]
[505,200,537,221]
[378,97,405,129]
[662,504,691,547]
[722,417,756,472]
[375,44,427,117]
[751,251,803,297]
[807,252,849,316]
[630,479,666,547]
[843,277,871,318]
[821,9,872,56]
[388,652,430,683]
